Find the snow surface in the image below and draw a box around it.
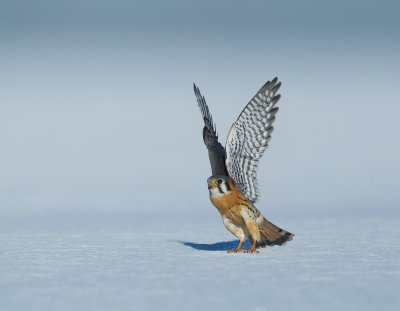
[0,214,399,311]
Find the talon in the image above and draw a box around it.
[227,240,246,253]
[227,248,247,253]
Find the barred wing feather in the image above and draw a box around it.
[225,78,281,202]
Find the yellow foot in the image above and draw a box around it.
[227,248,247,253]
[227,248,259,253]
[245,248,259,254]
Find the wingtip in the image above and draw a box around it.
[193,83,202,97]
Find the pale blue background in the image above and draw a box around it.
[1,0,399,220]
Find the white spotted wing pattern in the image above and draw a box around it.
[225,78,281,203]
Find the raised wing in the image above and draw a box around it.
[225,78,281,202]
[194,84,228,176]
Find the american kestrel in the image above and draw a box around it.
[194,77,294,253]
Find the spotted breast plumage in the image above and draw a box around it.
[194,78,294,253]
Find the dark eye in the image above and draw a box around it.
[217,179,223,184]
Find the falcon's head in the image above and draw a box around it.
[207,175,231,196]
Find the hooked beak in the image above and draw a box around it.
[208,180,218,189]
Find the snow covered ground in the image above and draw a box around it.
[0,213,399,311]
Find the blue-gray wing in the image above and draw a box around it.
[193,84,228,176]
[225,78,281,203]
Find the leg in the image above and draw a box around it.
[245,222,259,253]
[227,239,246,253]
[248,237,259,253]
[240,208,260,253]
[222,217,246,253]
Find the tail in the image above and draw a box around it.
[256,218,294,247]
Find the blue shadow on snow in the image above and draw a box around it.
[178,240,250,251]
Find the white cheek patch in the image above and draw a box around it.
[220,182,229,193]
[209,187,224,198]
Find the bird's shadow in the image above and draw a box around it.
[178,239,250,251]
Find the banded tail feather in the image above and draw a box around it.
[256,218,294,247]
